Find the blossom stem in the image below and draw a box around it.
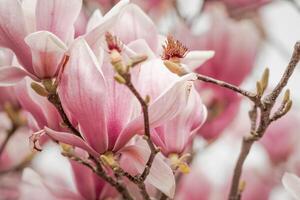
[123,74,158,199]
[196,73,257,101]
[124,75,158,180]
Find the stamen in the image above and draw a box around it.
[162,35,188,60]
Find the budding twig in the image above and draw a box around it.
[195,42,300,200]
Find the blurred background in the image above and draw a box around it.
[1,0,300,199]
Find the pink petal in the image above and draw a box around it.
[84,0,129,52]
[159,87,207,155]
[44,127,99,158]
[21,0,37,33]
[25,31,67,79]
[70,160,96,200]
[15,78,61,130]
[15,79,47,129]
[121,143,175,198]
[59,39,108,154]
[282,173,300,199]
[86,10,103,33]
[0,0,33,72]
[0,48,14,66]
[114,71,197,151]
[35,0,82,43]
[101,60,134,150]
[183,51,215,71]
[112,4,159,52]
[0,66,33,86]
[21,168,84,200]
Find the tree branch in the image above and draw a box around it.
[195,42,300,200]
[228,42,300,200]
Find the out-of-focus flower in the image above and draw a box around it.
[0,48,19,109]
[20,146,116,200]
[180,5,261,140]
[0,0,82,84]
[218,0,271,10]
[240,169,275,200]
[282,172,300,199]
[260,111,300,164]
[175,166,212,200]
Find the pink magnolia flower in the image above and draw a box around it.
[20,147,116,200]
[282,172,300,199]
[43,38,193,197]
[0,114,31,200]
[188,5,261,140]
[0,0,82,85]
[0,48,19,109]
[175,166,212,200]
[142,60,207,156]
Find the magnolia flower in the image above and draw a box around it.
[282,173,300,199]
[20,146,116,200]
[175,167,212,200]
[42,38,194,197]
[0,0,82,85]
[0,48,19,109]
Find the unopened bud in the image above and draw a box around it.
[284,100,293,114]
[260,68,269,92]
[114,74,126,84]
[256,81,263,97]
[31,82,49,97]
[60,143,73,154]
[163,60,187,76]
[283,89,290,104]
[145,95,150,104]
[178,162,190,174]
[130,54,148,67]
[239,180,246,192]
[100,152,118,168]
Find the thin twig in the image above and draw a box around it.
[196,74,257,101]
[228,42,300,200]
[123,74,158,199]
[47,93,82,138]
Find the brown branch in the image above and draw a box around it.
[195,42,300,200]
[228,42,300,200]
[64,153,134,200]
[196,74,257,101]
[123,74,159,199]
[47,93,82,138]
[124,75,159,181]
